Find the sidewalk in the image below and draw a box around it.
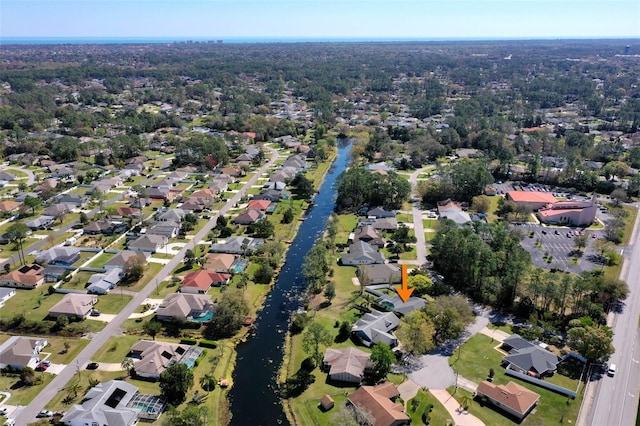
[430,388,485,426]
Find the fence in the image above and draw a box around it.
[505,367,577,398]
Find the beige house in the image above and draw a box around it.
[0,336,48,370]
[476,381,540,420]
[347,382,409,426]
[155,293,214,322]
[0,264,45,289]
[48,294,98,319]
[323,347,371,383]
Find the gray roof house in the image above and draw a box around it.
[353,225,386,248]
[209,237,264,254]
[357,264,401,285]
[0,287,16,306]
[341,241,386,266]
[376,294,426,316]
[157,208,186,222]
[61,380,140,426]
[155,293,215,322]
[323,347,371,383]
[0,336,47,370]
[367,207,397,218]
[352,310,400,347]
[35,246,81,266]
[129,340,190,379]
[104,251,148,271]
[128,234,167,253]
[24,215,55,230]
[502,334,560,377]
[87,268,123,294]
[48,294,97,319]
[147,220,180,238]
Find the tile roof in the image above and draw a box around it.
[476,381,540,416]
[347,382,409,426]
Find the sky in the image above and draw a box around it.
[1,0,639,40]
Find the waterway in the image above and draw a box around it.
[229,139,351,425]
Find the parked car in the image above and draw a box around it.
[90,310,101,317]
[36,410,54,418]
[35,363,48,371]
[608,363,617,376]
[40,360,51,366]
[86,362,99,370]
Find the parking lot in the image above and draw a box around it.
[516,223,602,274]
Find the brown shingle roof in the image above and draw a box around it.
[348,382,409,426]
[476,381,540,416]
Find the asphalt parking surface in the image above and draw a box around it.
[516,223,602,273]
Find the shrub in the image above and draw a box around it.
[180,338,198,345]
[301,357,316,371]
[198,339,218,349]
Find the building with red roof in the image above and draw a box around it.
[536,196,598,226]
[180,270,231,294]
[506,191,557,211]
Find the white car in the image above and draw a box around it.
[37,410,54,418]
[608,363,616,376]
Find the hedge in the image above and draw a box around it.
[198,339,218,349]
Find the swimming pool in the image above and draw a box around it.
[191,311,214,322]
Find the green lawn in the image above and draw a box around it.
[450,334,583,426]
[87,252,115,268]
[0,370,55,406]
[95,293,133,314]
[407,389,452,425]
[59,271,94,291]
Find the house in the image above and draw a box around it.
[352,310,400,347]
[376,294,426,316]
[104,251,148,271]
[220,166,243,177]
[128,234,167,253]
[353,225,386,249]
[357,264,401,285]
[476,381,540,420]
[114,206,141,219]
[43,203,74,217]
[24,215,55,230]
[323,347,371,383]
[42,265,68,283]
[358,217,398,231]
[437,199,472,225]
[0,336,47,370]
[341,241,386,266]
[190,188,218,201]
[53,193,87,208]
[61,380,140,426]
[536,196,598,226]
[234,209,265,225]
[35,246,81,266]
[129,340,190,379]
[0,200,22,214]
[157,208,185,223]
[181,270,231,293]
[0,171,16,181]
[147,220,181,238]
[48,294,97,319]
[367,207,397,219]
[347,382,409,426]
[203,253,237,273]
[262,181,287,191]
[0,264,45,289]
[247,199,273,211]
[506,191,557,211]
[0,287,16,306]
[146,187,172,201]
[155,293,215,322]
[87,268,123,294]
[84,220,128,235]
[253,189,289,202]
[502,334,560,377]
[209,236,264,254]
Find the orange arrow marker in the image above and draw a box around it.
[395,264,414,303]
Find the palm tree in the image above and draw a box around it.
[200,373,216,393]
[121,357,135,376]
[460,394,473,412]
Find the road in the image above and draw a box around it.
[585,202,640,426]
[14,147,279,425]
[405,166,430,266]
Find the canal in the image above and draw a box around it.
[229,139,351,425]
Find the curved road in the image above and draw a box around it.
[4,166,36,186]
[585,202,640,426]
[15,147,279,425]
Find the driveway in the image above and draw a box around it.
[85,313,117,323]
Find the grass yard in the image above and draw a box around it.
[94,293,133,314]
[335,214,358,245]
[92,335,147,363]
[125,262,164,292]
[0,370,55,406]
[87,252,115,268]
[407,389,452,425]
[450,334,583,426]
[60,271,94,291]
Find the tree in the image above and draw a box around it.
[23,195,41,215]
[408,275,433,297]
[160,363,194,405]
[573,233,589,253]
[282,207,294,224]
[447,159,494,201]
[396,311,435,355]
[184,249,198,268]
[200,373,216,393]
[471,195,491,213]
[20,366,36,386]
[610,188,628,207]
[567,325,614,363]
[302,241,329,294]
[253,262,274,284]
[324,281,336,304]
[121,357,135,375]
[251,218,274,239]
[91,187,105,213]
[425,296,475,345]
[143,320,162,340]
[291,173,315,200]
[162,406,210,426]
[123,253,146,283]
[6,222,30,265]
[302,322,333,366]
[206,289,249,338]
[368,343,395,382]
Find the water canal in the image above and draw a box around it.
[229,139,351,425]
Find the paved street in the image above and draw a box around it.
[585,202,640,426]
[406,166,430,266]
[14,147,279,425]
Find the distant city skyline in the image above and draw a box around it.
[1,0,639,40]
